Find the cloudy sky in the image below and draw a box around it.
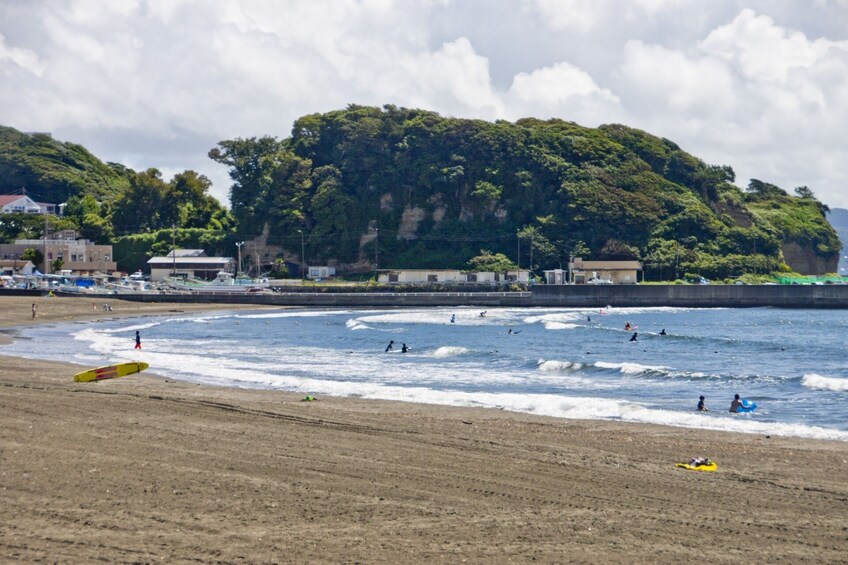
[2,0,847,209]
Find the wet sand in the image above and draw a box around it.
[1,296,846,563]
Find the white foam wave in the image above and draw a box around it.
[594,361,669,375]
[430,346,469,358]
[802,373,848,392]
[538,360,583,372]
[543,321,580,330]
[345,319,372,331]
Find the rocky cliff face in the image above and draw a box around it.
[781,242,838,275]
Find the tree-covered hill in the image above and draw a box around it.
[0,126,131,204]
[0,125,232,272]
[211,105,840,278]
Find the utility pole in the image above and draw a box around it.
[236,241,245,276]
[297,230,305,279]
[517,231,520,270]
[43,213,49,275]
[171,224,176,276]
[374,227,379,270]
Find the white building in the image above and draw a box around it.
[561,259,643,284]
[0,194,57,214]
[147,250,234,281]
[307,266,336,279]
[0,259,35,276]
[377,269,530,284]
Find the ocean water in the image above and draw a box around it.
[4,306,848,441]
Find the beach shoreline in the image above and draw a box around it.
[1,296,846,563]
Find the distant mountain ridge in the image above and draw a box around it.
[827,207,848,274]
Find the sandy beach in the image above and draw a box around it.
[1,296,846,563]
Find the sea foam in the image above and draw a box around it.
[801,373,848,392]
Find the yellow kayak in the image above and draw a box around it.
[675,461,717,472]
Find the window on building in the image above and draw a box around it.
[388,274,398,282]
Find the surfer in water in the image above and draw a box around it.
[385,340,394,352]
[697,395,708,411]
[134,330,142,350]
[659,329,667,336]
[401,343,409,353]
[629,332,638,342]
[624,322,632,331]
[450,314,455,324]
[479,311,487,318]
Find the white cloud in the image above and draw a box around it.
[1,1,847,209]
[0,33,45,76]
[700,8,848,83]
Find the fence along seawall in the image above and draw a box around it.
[99,284,848,308]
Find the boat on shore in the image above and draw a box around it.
[167,271,269,294]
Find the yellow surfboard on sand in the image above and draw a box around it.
[73,362,149,383]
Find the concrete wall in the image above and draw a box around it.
[105,284,848,308]
[530,284,848,308]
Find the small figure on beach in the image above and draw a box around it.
[31,303,37,319]
[401,343,409,353]
[629,332,638,342]
[688,456,712,467]
[385,340,394,352]
[659,328,667,336]
[135,330,142,350]
[697,395,708,411]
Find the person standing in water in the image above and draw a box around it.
[697,396,708,411]
[401,343,409,353]
[134,330,142,350]
[385,340,394,352]
[729,393,743,413]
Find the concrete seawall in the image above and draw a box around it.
[98,284,848,308]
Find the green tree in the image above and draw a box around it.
[21,247,43,266]
[466,249,517,272]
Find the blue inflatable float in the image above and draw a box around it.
[736,399,757,413]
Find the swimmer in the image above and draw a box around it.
[401,343,409,353]
[629,332,638,342]
[697,395,708,411]
[729,393,743,413]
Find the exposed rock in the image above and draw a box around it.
[782,241,838,275]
